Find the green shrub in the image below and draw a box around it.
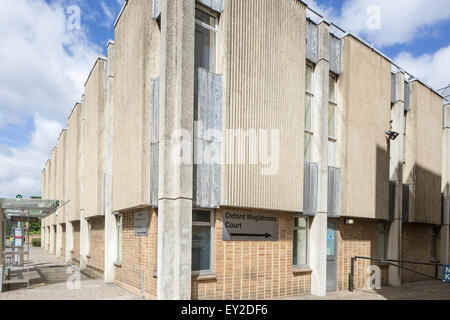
[32,238,41,247]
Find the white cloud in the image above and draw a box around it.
[336,0,450,48]
[395,45,450,90]
[0,116,63,198]
[0,0,101,198]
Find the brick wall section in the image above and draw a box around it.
[114,208,158,299]
[337,218,389,291]
[87,216,105,278]
[402,223,434,282]
[61,224,66,258]
[72,221,80,266]
[192,210,311,300]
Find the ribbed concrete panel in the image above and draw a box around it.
[112,0,160,212]
[56,130,67,224]
[223,0,306,212]
[329,34,342,75]
[306,19,319,64]
[198,0,224,12]
[152,0,161,19]
[150,77,160,208]
[194,68,223,208]
[405,81,443,225]
[50,148,57,200]
[339,36,391,220]
[303,161,318,216]
[67,104,83,222]
[327,166,341,218]
[83,59,107,218]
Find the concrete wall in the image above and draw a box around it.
[56,130,67,224]
[50,148,58,200]
[114,208,158,299]
[67,103,83,222]
[192,209,311,300]
[112,0,160,212]
[405,81,443,225]
[72,221,81,265]
[338,35,391,220]
[222,0,306,212]
[83,59,107,218]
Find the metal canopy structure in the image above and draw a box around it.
[0,198,60,219]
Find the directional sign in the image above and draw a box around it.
[222,210,279,241]
[443,265,450,283]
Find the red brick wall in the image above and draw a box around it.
[402,223,435,283]
[337,218,389,291]
[72,221,80,266]
[192,209,311,300]
[87,216,105,278]
[61,224,66,258]
[114,208,158,299]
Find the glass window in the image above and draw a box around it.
[377,223,388,260]
[431,226,440,260]
[328,140,336,166]
[116,215,122,264]
[305,65,313,93]
[329,76,337,102]
[192,210,214,272]
[195,9,217,72]
[305,95,312,132]
[328,104,335,138]
[304,132,312,162]
[293,216,309,267]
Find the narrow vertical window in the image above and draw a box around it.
[431,226,440,261]
[328,75,338,166]
[305,64,314,161]
[293,216,309,268]
[195,8,218,72]
[116,214,123,264]
[377,222,388,260]
[192,210,214,274]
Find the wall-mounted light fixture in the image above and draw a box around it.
[385,130,399,141]
[344,219,354,225]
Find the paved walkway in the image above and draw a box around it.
[0,247,139,300]
[283,281,450,300]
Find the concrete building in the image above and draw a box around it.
[40,0,449,300]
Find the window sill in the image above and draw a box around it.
[292,268,313,275]
[114,262,122,268]
[192,273,217,281]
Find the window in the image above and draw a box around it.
[293,216,309,268]
[195,8,218,72]
[115,214,123,264]
[304,64,314,161]
[192,210,214,274]
[431,226,440,261]
[328,75,338,166]
[87,219,92,257]
[377,222,388,260]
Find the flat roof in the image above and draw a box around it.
[1,198,60,219]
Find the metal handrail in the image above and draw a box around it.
[349,256,447,292]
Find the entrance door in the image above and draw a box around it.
[326,222,338,292]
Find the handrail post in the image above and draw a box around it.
[349,257,355,292]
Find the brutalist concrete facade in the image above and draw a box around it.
[40,0,450,300]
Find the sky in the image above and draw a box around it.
[0,0,449,199]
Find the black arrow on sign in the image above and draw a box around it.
[230,233,272,238]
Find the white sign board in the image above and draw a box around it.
[222,210,279,241]
[15,228,23,247]
[134,212,149,236]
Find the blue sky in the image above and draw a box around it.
[0,0,450,198]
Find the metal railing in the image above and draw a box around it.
[349,256,447,292]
